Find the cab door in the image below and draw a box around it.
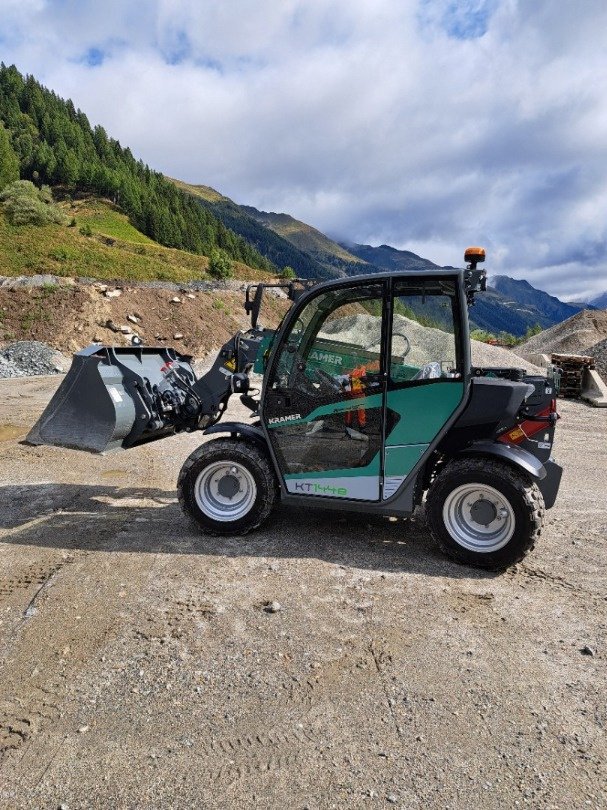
[383,276,466,499]
[262,281,387,501]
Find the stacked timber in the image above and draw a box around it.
[551,353,595,398]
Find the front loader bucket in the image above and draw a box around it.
[26,344,197,453]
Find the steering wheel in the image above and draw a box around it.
[308,366,343,393]
[364,331,411,361]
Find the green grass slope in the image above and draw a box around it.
[0,196,272,283]
[170,179,230,204]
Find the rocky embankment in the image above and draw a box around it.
[0,274,549,379]
[0,274,289,366]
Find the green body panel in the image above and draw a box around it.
[272,382,464,487]
[268,383,463,438]
[306,338,379,376]
[385,383,464,446]
[384,444,429,477]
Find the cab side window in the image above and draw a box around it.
[390,279,460,385]
[270,283,384,398]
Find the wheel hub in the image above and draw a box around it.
[216,471,241,500]
[469,497,497,526]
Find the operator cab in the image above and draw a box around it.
[262,272,468,502]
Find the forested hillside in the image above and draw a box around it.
[0,64,272,271]
[172,180,335,279]
[240,206,369,277]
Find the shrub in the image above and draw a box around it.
[524,323,543,340]
[280,265,296,280]
[39,185,54,204]
[0,180,66,226]
[208,248,234,280]
[49,247,76,262]
[0,180,38,201]
[79,223,93,236]
[470,328,497,343]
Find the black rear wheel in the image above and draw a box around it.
[178,438,278,536]
[426,457,545,570]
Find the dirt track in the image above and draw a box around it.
[0,377,606,808]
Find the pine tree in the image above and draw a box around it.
[0,122,20,190]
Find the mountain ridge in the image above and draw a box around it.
[0,64,594,339]
[174,177,593,337]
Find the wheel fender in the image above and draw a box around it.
[456,440,546,481]
[203,421,269,452]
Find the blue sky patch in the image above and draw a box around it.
[161,29,192,66]
[82,47,105,67]
[419,0,499,40]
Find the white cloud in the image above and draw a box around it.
[1,0,607,298]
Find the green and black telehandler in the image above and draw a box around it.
[27,248,563,570]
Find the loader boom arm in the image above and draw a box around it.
[26,327,272,453]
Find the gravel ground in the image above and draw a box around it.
[0,377,605,808]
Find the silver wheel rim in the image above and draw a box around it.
[194,461,257,522]
[442,483,515,553]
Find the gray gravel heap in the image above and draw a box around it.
[0,341,69,378]
[585,336,607,381]
[321,313,543,373]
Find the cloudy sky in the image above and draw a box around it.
[1,0,606,299]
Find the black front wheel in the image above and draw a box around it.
[178,437,278,536]
[425,457,545,570]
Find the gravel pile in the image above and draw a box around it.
[518,309,607,356]
[585,336,607,381]
[321,313,543,373]
[0,341,69,378]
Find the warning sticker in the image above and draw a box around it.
[108,385,123,404]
